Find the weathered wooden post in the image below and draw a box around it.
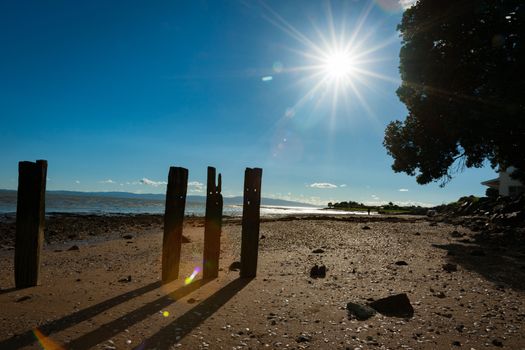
[162,167,188,284]
[15,160,47,288]
[240,167,262,278]
[203,167,223,279]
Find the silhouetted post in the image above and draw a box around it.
[203,167,223,279]
[162,167,188,284]
[240,167,263,278]
[15,160,47,288]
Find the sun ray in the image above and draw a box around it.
[346,1,375,52]
[351,34,402,61]
[260,2,326,58]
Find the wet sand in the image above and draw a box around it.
[1,214,524,349]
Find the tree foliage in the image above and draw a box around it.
[384,0,525,185]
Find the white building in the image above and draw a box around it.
[482,166,525,197]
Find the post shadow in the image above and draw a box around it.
[137,277,253,350]
[66,279,212,350]
[0,287,18,295]
[0,281,161,349]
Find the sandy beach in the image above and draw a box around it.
[1,214,524,349]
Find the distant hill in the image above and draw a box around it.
[0,189,317,208]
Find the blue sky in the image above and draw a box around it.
[0,0,497,206]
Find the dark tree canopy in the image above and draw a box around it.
[384,0,525,185]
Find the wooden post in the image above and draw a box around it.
[240,167,262,278]
[203,167,223,279]
[162,167,188,284]
[15,160,47,288]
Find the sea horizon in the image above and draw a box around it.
[0,189,367,217]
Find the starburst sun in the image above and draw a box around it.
[261,1,399,123]
[322,50,357,80]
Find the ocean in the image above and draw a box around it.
[0,191,364,217]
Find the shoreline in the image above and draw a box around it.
[0,212,426,249]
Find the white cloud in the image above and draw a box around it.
[75,180,80,184]
[340,184,347,188]
[399,188,409,192]
[309,182,338,189]
[140,178,167,187]
[399,0,417,9]
[188,181,204,193]
[99,179,115,184]
[371,194,380,200]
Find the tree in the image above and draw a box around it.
[384,0,525,185]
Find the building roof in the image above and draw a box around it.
[481,178,499,188]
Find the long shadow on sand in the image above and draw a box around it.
[433,231,525,291]
[66,278,213,350]
[0,281,161,349]
[136,277,253,350]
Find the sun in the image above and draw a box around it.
[322,50,356,80]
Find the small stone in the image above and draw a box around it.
[312,248,325,254]
[435,291,446,298]
[492,339,503,347]
[67,245,80,251]
[122,234,133,239]
[346,302,377,321]
[368,293,414,318]
[118,275,132,283]
[452,340,461,346]
[362,226,371,230]
[187,298,197,304]
[310,265,327,278]
[229,261,241,271]
[296,333,311,343]
[450,230,464,238]
[395,260,408,266]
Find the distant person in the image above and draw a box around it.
[367,208,370,215]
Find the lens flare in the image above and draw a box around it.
[184,267,201,285]
[33,328,64,350]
